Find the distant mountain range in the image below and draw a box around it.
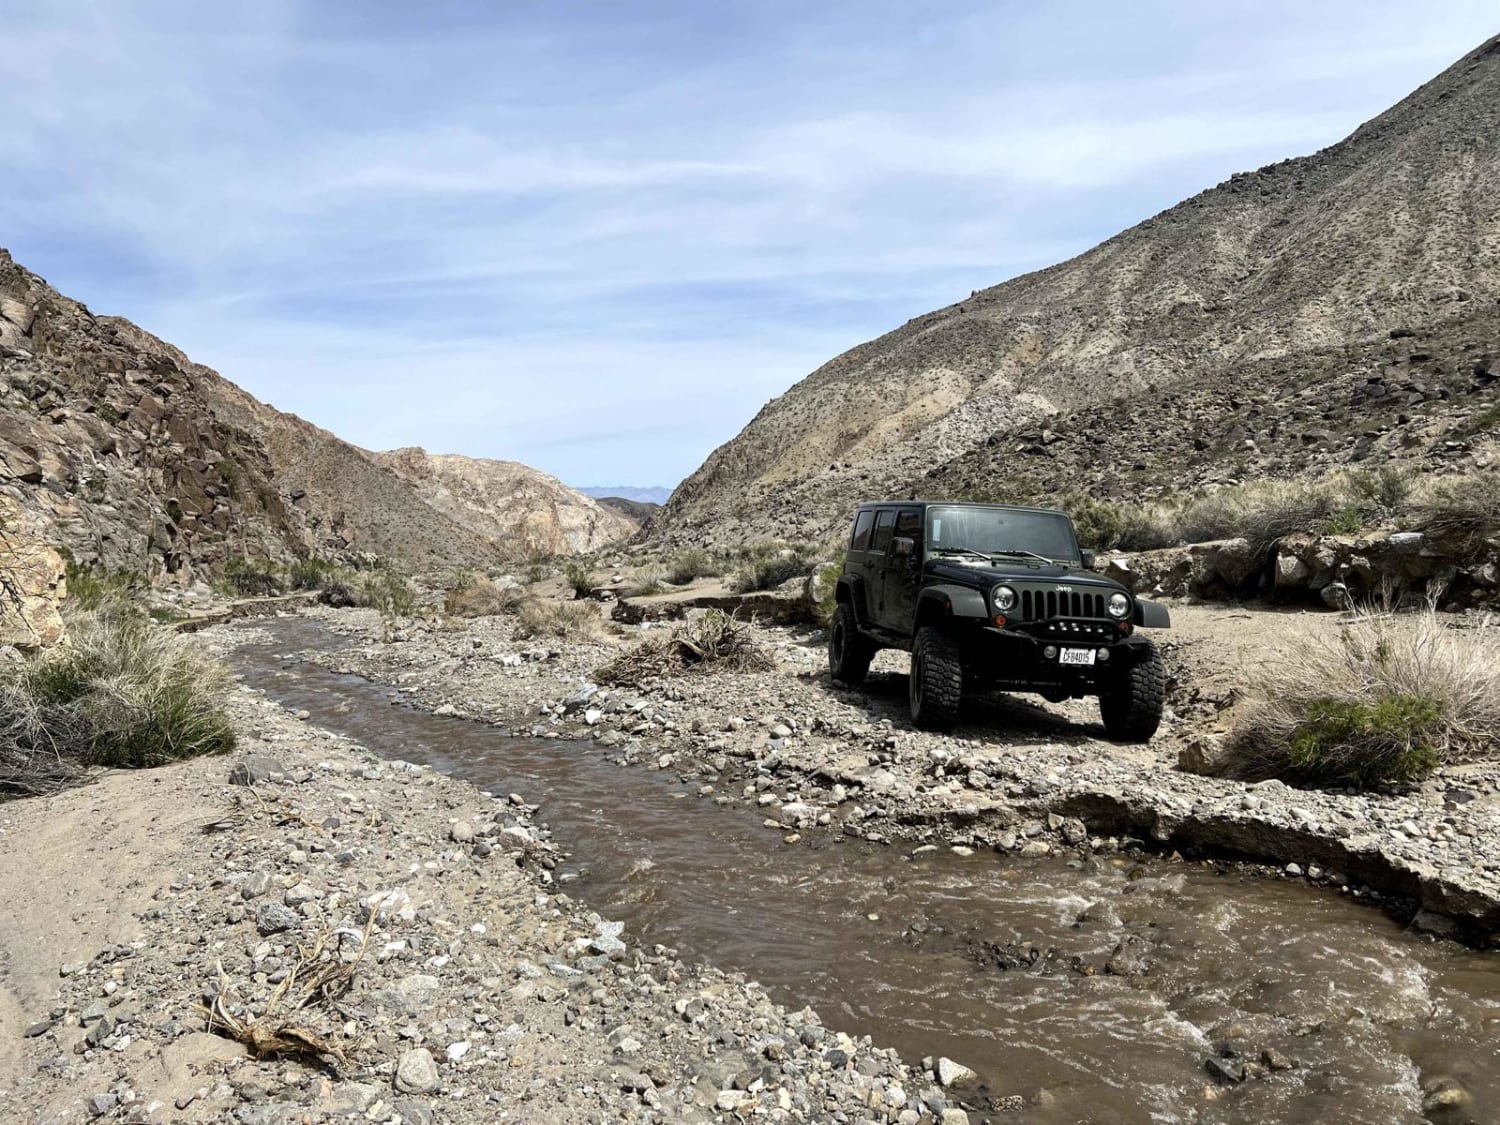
[578,485,673,504]
[655,33,1500,546]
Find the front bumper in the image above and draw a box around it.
[958,622,1150,694]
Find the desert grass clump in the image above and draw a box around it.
[1213,610,1500,789]
[595,610,775,686]
[1171,480,1345,554]
[512,599,600,640]
[0,596,236,796]
[352,569,417,618]
[62,558,145,611]
[444,575,524,619]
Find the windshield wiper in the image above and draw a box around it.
[931,547,994,561]
[989,549,1054,564]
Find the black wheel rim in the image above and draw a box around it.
[831,620,845,667]
[909,650,923,714]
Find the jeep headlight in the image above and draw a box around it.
[993,585,1017,612]
[1107,592,1130,618]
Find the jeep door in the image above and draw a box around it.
[877,507,923,632]
[845,508,877,620]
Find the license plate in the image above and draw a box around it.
[1058,647,1096,667]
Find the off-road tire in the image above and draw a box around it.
[909,626,962,732]
[829,602,877,686]
[1099,642,1165,742]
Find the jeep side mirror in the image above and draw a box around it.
[1080,549,1096,569]
[892,536,916,559]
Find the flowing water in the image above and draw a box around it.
[230,619,1500,1124]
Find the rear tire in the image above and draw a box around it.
[829,603,877,686]
[1099,643,1165,742]
[909,627,962,732]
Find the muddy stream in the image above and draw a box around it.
[231,619,1500,1123]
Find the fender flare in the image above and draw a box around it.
[1133,599,1171,629]
[917,584,990,624]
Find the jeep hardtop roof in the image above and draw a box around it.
[853,500,1069,517]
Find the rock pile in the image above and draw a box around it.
[1104,528,1500,609]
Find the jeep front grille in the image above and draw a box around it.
[1020,590,1106,621]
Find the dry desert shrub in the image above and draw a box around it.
[444,575,524,619]
[512,599,601,640]
[1410,474,1500,552]
[596,610,774,686]
[1214,609,1500,788]
[0,596,236,796]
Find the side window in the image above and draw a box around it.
[895,508,921,538]
[850,510,875,552]
[870,509,896,553]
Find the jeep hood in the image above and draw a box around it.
[924,558,1122,590]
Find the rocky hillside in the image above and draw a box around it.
[0,249,624,582]
[371,448,636,557]
[656,34,1500,545]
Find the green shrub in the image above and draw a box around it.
[1284,695,1442,787]
[1211,610,1499,789]
[222,557,283,597]
[664,548,721,585]
[813,558,843,624]
[563,560,595,599]
[729,543,816,593]
[1319,505,1366,536]
[523,552,554,584]
[0,596,235,795]
[287,557,338,591]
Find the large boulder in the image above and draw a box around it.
[0,493,65,650]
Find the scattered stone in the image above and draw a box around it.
[936,1056,978,1089]
[228,756,285,786]
[255,902,301,936]
[394,1048,440,1094]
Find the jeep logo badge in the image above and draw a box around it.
[1056,585,1073,593]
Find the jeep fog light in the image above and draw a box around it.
[1107,593,1130,618]
[1096,647,1110,662]
[993,585,1017,612]
[1043,645,1058,659]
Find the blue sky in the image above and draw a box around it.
[2,3,1495,488]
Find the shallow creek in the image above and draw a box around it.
[230,619,1500,1124]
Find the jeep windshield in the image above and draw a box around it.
[925,505,1080,565]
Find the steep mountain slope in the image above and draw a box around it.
[370,448,637,556]
[656,34,1500,545]
[0,249,625,581]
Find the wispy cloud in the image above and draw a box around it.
[1,0,1495,485]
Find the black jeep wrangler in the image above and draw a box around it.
[829,501,1171,740]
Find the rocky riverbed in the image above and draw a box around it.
[299,601,1500,943]
[0,625,952,1125]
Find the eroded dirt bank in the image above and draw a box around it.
[303,602,1500,942]
[0,625,936,1125]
